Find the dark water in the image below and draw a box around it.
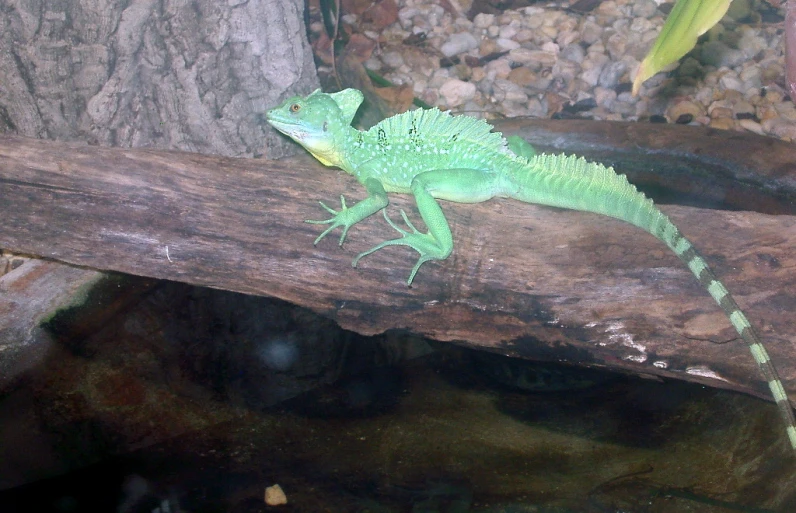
[2,344,794,512]
[1,281,794,512]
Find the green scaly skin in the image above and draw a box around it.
[266,88,796,450]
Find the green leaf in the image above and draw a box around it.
[633,0,731,95]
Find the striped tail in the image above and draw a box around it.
[506,152,796,449]
[659,217,796,450]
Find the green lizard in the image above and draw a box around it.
[266,87,796,450]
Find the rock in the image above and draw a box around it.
[493,78,528,103]
[555,59,580,84]
[514,29,535,43]
[498,25,517,40]
[718,72,744,92]
[526,97,546,117]
[509,48,557,68]
[528,74,552,91]
[579,20,603,45]
[667,100,705,122]
[508,67,535,86]
[381,51,405,69]
[700,41,746,68]
[755,104,778,122]
[632,0,658,18]
[598,60,627,88]
[764,119,796,141]
[605,32,628,61]
[581,54,608,87]
[495,38,520,51]
[761,62,784,84]
[738,118,765,136]
[733,99,755,116]
[677,57,704,81]
[737,27,768,59]
[541,41,560,54]
[473,13,495,29]
[484,58,511,79]
[709,105,734,119]
[594,86,617,109]
[709,117,735,130]
[440,32,478,57]
[470,67,485,83]
[726,0,752,22]
[560,43,585,64]
[439,78,477,106]
[774,101,796,121]
[556,30,580,47]
[479,38,498,56]
[265,484,287,506]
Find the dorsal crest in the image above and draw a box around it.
[369,108,509,153]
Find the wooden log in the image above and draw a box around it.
[0,129,794,402]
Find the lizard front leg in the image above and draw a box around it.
[306,177,388,246]
[353,169,503,285]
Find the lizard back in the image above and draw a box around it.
[350,108,515,190]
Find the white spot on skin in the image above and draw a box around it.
[653,360,668,369]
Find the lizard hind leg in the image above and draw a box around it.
[352,208,445,285]
[352,168,503,285]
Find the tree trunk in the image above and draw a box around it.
[0,0,317,158]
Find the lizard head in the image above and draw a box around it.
[266,88,364,167]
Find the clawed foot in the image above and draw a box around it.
[305,195,355,246]
[352,209,449,286]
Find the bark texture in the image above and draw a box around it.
[0,0,317,158]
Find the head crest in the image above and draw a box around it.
[326,89,364,126]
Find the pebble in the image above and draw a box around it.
[351,0,794,139]
[598,61,627,88]
[440,32,478,57]
[493,78,529,103]
[439,78,477,106]
[632,0,658,19]
[700,41,747,69]
[738,118,765,136]
[667,100,705,122]
[473,13,495,29]
[495,37,520,51]
[508,67,535,87]
[264,484,287,506]
[765,119,796,141]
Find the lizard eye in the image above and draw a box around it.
[290,103,301,113]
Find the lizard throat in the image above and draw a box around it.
[304,141,343,167]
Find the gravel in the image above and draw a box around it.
[321,0,796,142]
